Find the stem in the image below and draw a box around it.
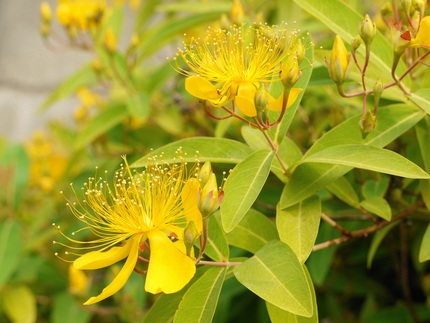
[196,217,210,262]
[321,213,351,236]
[197,260,242,267]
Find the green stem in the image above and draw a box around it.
[197,260,242,267]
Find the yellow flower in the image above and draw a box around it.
[328,35,350,84]
[54,155,203,305]
[173,23,302,117]
[410,16,430,48]
[56,0,106,31]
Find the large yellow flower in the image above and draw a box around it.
[55,155,203,305]
[173,23,303,117]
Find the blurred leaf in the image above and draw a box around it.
[266,266,318,323]
[39,64,96,111]
[420,179,430,211]
[204,214,230,262]
[301,144,429,179]
[361,176,390,199]
[174,267,226,323]
[326,176,359,207]
[281,104,425,207]
[419,222,430,262]
[276,195,321,263]
[2,285,37,323]
[415,117,430,171]
[51,292,91,323]
[224,209,279,254]
[0,144,29,208]
[363,302,414,323]
[157,2,231,13]
[137,12,226,60]
[367,221,399,268]
[291,0,408,90]
[0,220,21,289]
[234,240,313,317]
[74,102,128,150]
[132,137,253,167]
[360,196,392,221]
[410,89,430,115]
[221,149,275,232]
[127,92,150,120]
[306,222,338,286]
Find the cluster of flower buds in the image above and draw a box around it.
[40,2,52,38]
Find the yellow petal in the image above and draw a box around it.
[83,235,142,305]
[410,16,430,48]
[268,88,303,112]
[182,178,203,233]
[185,76,220,101]
[145,230,196,294]
[235,82,257,117]
[74,243,132,270]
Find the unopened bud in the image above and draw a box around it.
[104,27,117,54]
[412,0,425,16]
[328,35,350,84]
[40,2,52,23]
[199,173,222,217]
[231,0,245,24]
[351,36,362,53]
[198,161,212,187]
[393,29,411,55]
[294,39,306,64]
[359,110,378,134]
[373,79,384,109]
[381,3,393,17]
[280,55,301,88]
[255,85,269,110]
[359,14,376,46]
[183,221,199,257]
[401,0,412,15]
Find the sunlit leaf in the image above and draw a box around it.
[326,176,359,207]
[360,196,392,221]
[0,220,21,289]
[204,215,230,262]
[2,285,37,323]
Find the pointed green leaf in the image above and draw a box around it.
[419,223,430,262]
[39,64,97,111]
[235,240,313,317]
[204,214,229,262]
[416,117,430,171]
[367,221,399,268]
[224,209,279,254]
[281,104,425,207]
[420,180,430,211]
[276,196,321,263]
[360,196,392,221]
[75,102,128,150]
[51,292,92,323]
[301,144,429,179]
[326,176,359,207]
[2,285,37,323]
[410,89,430,115]
[174,267,226,323]
[132,137,253,167]
[361,177,390,199]
[221,149,275,232]
[0,220,21,289]
[266,265,318,323]
[127,92,150,120]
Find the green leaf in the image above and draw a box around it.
[74,102,128,150]
[419,223,430,262]
[326,176,359,207]
[224,209,279,254]
[132,137,253,167]
[266,265,318,323]
[234,240,313,317]
[276,196,321,263]
[416,116,430,171]
[361,176,390,199]
[410,89,430,115]
[51,292,92,323]
[174,267,226,323]
[360,196,392,221]
[127,92,150,120]
[221,149,275,232]
[204,214,230,262]
[39,64,97,111]
[302,144,429,179]
[281,104,426,207]
[367,221,399,268]
[0,220,21,289]
[420,179,430,211]
[2,285,37,323]
[291,0,408,88]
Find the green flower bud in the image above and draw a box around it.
[197,161,212,188]
[359,14,376,46]
[381,3,393,17]
[351,36,362,53]
[255,85,269,111]
[183,221,199,257]
[359,110,378,135]
[373,78,384,110]
[294,39,306,64]
[199,173,223,217]
[401,0,412,15]
[280,55,301,88]
[412,0,425,16]
[393,29,411,56]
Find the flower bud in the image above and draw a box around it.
[280,55,301,88]
[373,78,384,109]
[359,110,378,134]
[381,3,393,17]
[40,2,52,23]
[393,29,411,55]
[104,27,117,54]
[254,85,269,111]
[294,39,306,64]
[359,14,376,46]
[328,35,350,84]
[197,161,212,188]
[199,173,223,217]
[401,0,412,15]
[183,221,199,257]
[351,36,362,53]
[412,0,425,17]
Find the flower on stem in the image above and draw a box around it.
[359,14,376,47]
[56,0,106,32]
[172,23,303,117]
[54,153,203,305]
[196,161,223,218]
[327,35,351,84]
